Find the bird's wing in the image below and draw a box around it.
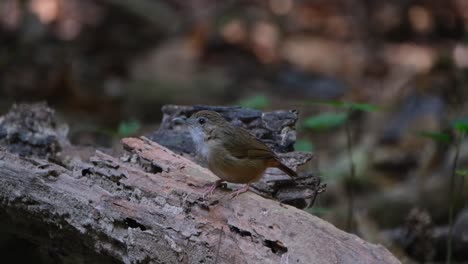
[245,147,275,160]
[223,127,276,160]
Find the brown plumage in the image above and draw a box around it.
[186,110,297,196]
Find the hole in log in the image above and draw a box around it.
[123,218,147,231]
[148,163,163,173]
[138,158,164,173]
[263,239,288,255]
[228,225,252,237]
[81,168,92,176]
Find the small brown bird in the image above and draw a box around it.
[185,110,297,197]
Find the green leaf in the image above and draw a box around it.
[454,119,468,133]
[238,94,270,110]
[118,120,141,137]
[303,112,348,130]
[346,103,379,112]
[456,169,468,177]
[294,139,314,151]
[418,131,452,144]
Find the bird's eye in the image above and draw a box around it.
[198,117,206,125]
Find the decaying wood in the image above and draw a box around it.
[0,103,401,263]
[0,102,69,157]
[150,104,324,209]
[0,137,399,264]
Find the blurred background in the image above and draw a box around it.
[1,0,468,262]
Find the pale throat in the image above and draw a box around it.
[189,126,210,158]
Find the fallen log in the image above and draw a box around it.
[0,103,401,263]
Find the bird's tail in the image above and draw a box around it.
[276,162,297,178]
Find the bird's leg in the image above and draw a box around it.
[230,184,250,198]
[202,179,224,198]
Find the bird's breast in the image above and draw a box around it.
[189,126,210,158]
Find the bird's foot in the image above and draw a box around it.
[202,180,224,199]
[230,184,250,199]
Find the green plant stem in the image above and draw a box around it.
[447,132,464,264]
[345,116,356,233]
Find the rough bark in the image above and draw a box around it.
[0,102,69,157]
[0,137,400,264]
[0,103,401,263]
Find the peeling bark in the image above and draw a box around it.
[0,136,399,263]
[0,103,401,263]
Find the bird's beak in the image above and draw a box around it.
[172,117,187,125]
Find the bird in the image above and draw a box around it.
[184,110,297,197]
